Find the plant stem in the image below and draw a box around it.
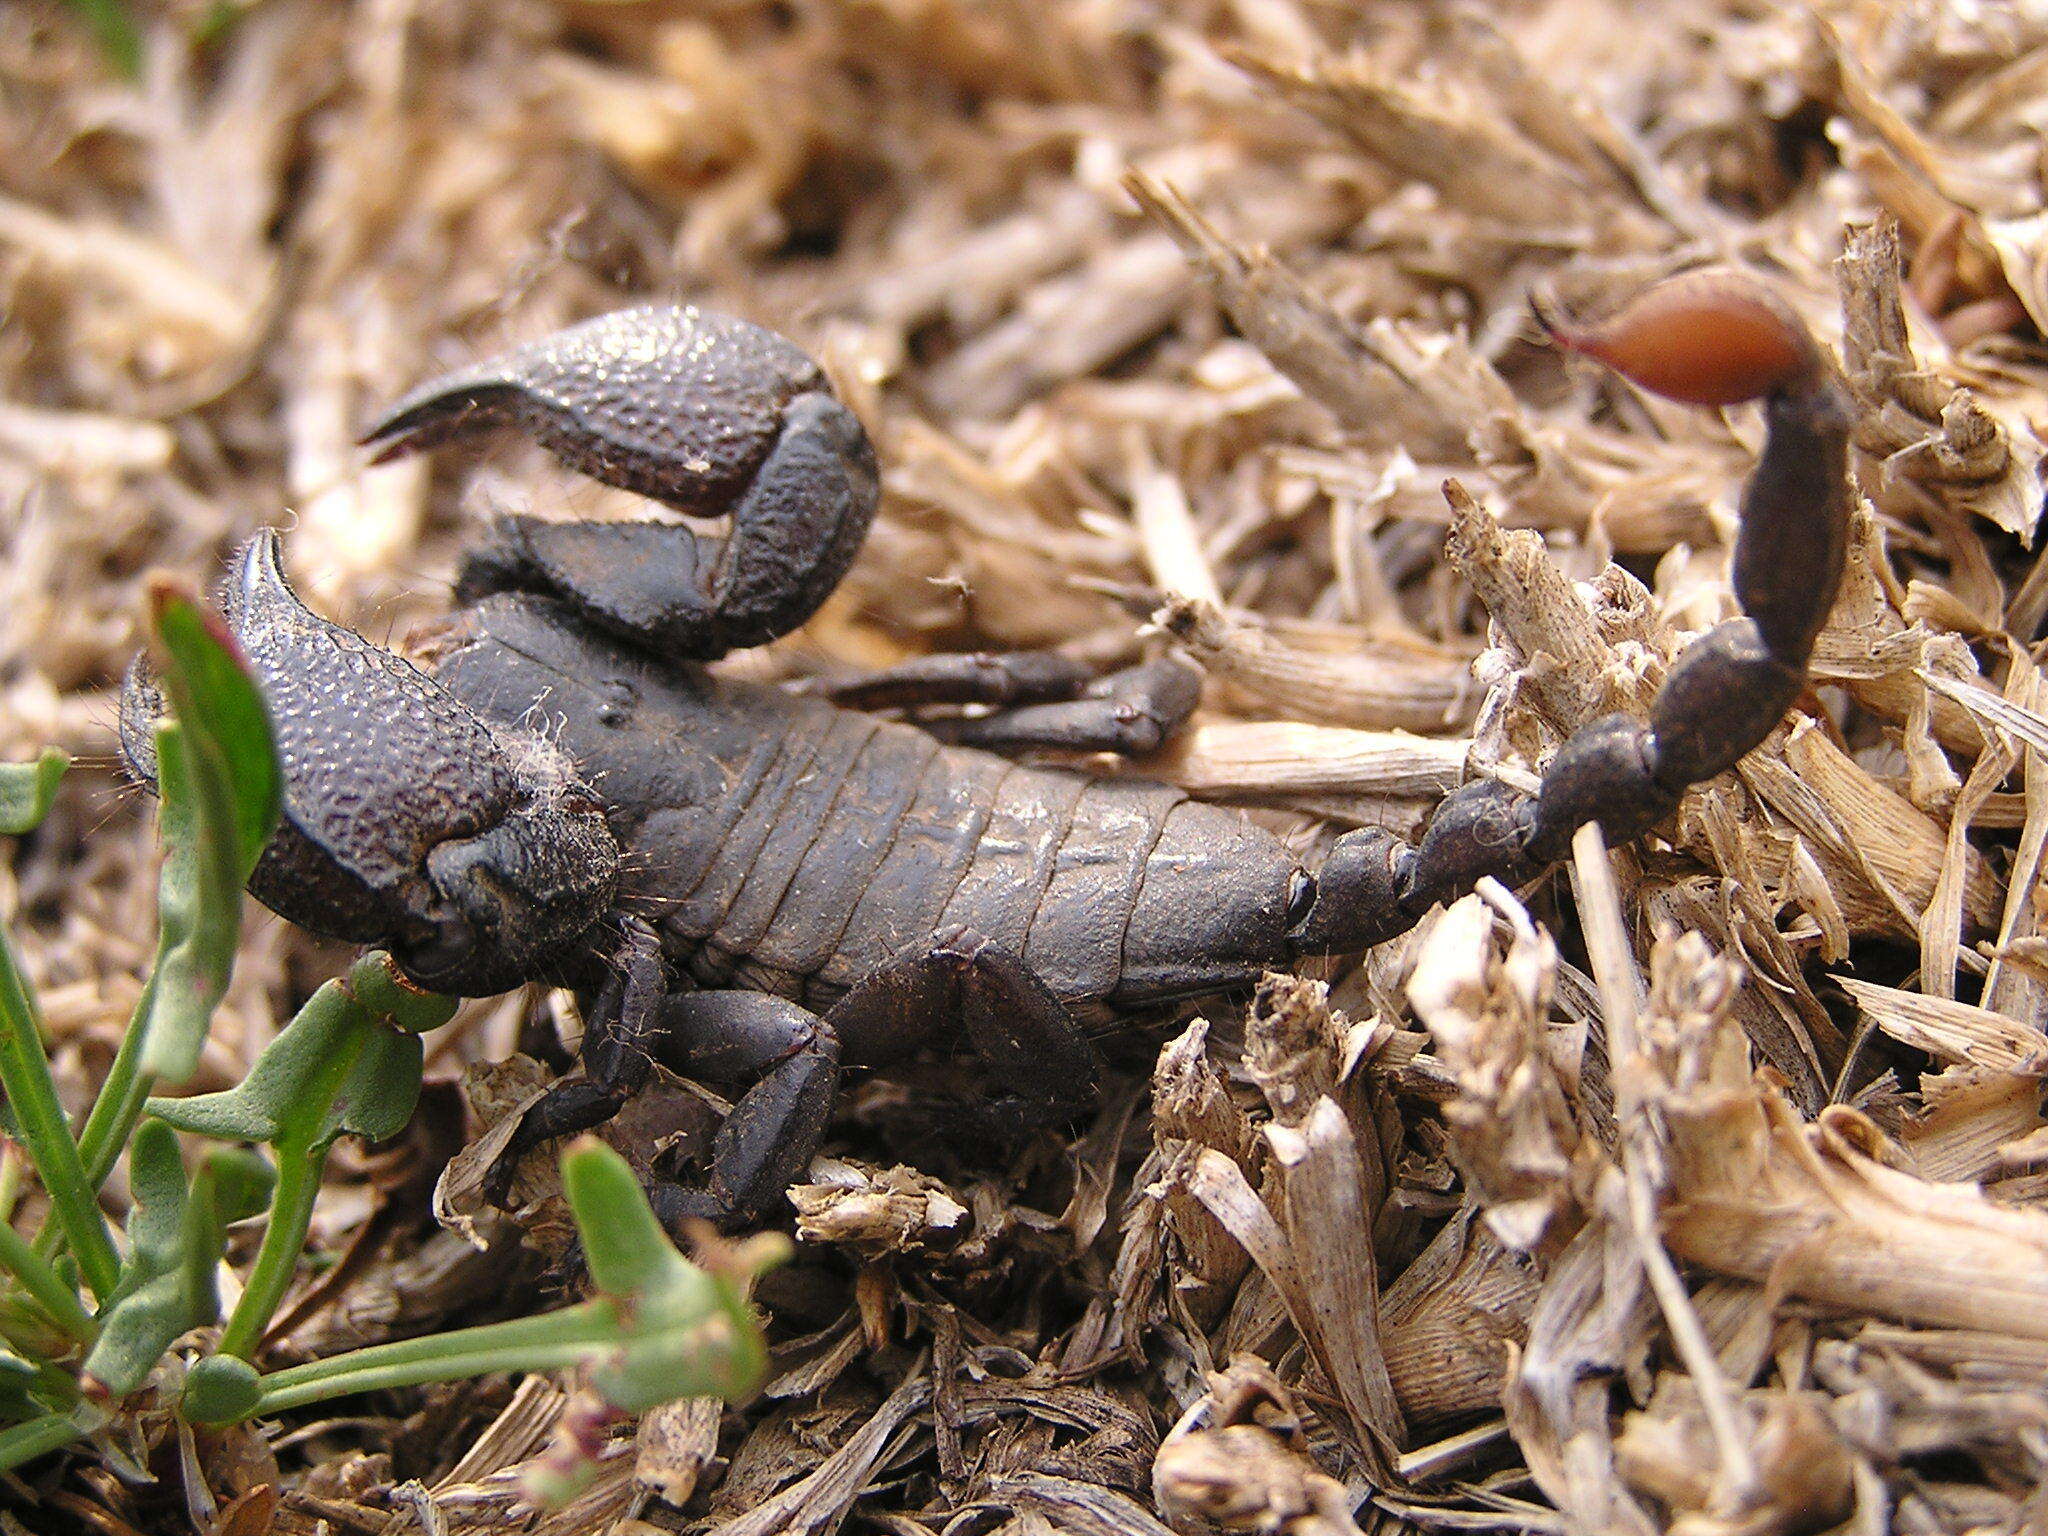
[0,1411,84,1474]
[75,972,157,1191]
[0,931,117,1301]
[214,1143,319,1361]
[0,1142,21,1221]
[247,1303,617,1417]
[31,970,153,1271]
[256,1303,612,1391]
[0,1223,91,1345]
[213,978,408,1360]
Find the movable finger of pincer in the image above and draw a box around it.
[360,305,832,519]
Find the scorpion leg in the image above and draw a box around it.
[1290,271,1854,956]
[645,992,843,1232]
[829,651,1204,756]
[483,918,667,1207]
[361,305,880,660]
[824,650,1099,711]
[651,932,1101,1227]
[492,928,1090,1227]
[951,655,1203,755]
[826,926,1100,1134]
[489,956,845,1228]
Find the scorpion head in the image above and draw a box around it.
[120,532,620,996]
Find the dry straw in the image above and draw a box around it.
[6,2,2048,1532]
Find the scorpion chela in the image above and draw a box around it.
[121,270,1851,1231]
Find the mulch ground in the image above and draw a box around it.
[6,3,2048,1532]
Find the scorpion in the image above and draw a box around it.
[121,271,1851,1232]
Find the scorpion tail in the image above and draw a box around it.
[1291,270,1853,956]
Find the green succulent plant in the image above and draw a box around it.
[0,577,779,1484]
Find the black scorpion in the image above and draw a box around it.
[122,272,1852,1230]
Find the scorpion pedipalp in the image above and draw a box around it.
[362,305,880,659]
[119,532,620,996]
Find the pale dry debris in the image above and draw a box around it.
[1838,976,2048,1077]
[634,1395,721,1510]
[1155,595,1479,735]
[1838,217,2043,548]
[1153,1361,1364,1536]
[1406,894,1587,1260]
[1122,167,1473,464]
[1662,1091,2048,1345]
[1150,1019,1257,1330]
[1142,719,1464,832]
[1899,1064,2045,1185]
[11,2,2048,1533]
[1613,1382,1857,1536]
[788,1161,972,1259]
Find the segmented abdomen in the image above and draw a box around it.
[437,596,1298,1014]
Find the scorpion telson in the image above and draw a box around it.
[122,274,1853,1231]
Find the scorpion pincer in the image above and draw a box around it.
[121,274,1852,1231]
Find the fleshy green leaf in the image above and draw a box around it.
[568,1140,709,1305]
[345,952,460,1038]
[0,752,67,837]
[327,955,446,1146]
[196,1145,275,1228]
[0,1349,39,1415]
[139,583,282,1085]
[225,1144,781,1428]
[82,1124,193,1398]
[0,904,118,1301]
[138,719,233,1085]
[147,958,438,1151]
[0,1264,90,1356]
[81,1124,274,1399]
[562,1140,780,1414]
[160,955,444,1361]
[331,1027,423,1147]
[182,1354,261,1425]
[0,1410,87,1475]
[148,982,349,1146]
[124,1120,187,1271]
[149,587,280,876]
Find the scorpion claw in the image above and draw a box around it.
[361,306,827,507]
[119,532,620,996]
[364,306,880,659]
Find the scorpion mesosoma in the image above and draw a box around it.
[122,271,1851,1231]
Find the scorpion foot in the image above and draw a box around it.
[830,649,1204,757]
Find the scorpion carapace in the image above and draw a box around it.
[122,272,1853,1230]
